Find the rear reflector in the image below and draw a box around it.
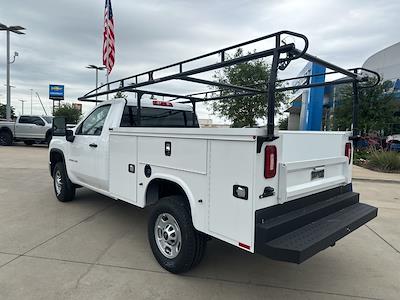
[153,100,173,107]
[264,145,277,178]
[345,142,352,163]
[238,242,251,250]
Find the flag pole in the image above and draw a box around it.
[106,72,109,100]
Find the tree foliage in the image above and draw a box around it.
[0,103,16,119]
[209,49,286,128]
[278,115,289,130]
[54,103,82,124]
[333,80,400,135]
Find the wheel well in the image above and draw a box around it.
[145,179,190,209]
[0,127,13,138]
[50,150,64,177]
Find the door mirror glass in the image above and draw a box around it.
[53,117,66,136]
[66,129,75,142]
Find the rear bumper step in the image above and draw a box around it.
[255,184,378,263]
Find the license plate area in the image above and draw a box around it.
[311,167,325,180]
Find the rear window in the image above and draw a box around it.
[120,106,199,128]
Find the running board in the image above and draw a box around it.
[255,184,378,263]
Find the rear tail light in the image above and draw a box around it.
[153,100,173,107]
[264,145,277,178]
[345,142,352,163]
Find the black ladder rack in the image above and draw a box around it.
[78,30,380,141]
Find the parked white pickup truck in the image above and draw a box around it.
[49,31,379,273]
[0,115,53,146]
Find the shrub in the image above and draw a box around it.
[367,150,400,172]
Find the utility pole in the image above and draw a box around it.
[0,23,26,121]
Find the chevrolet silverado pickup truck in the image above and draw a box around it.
[0,115,53,146]
[49,31,379,273]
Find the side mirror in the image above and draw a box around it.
[66,129,75,143]
[52,117,66,136]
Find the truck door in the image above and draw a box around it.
[29,117,47,139]
[15,116,35,138]
[68,104,111,189]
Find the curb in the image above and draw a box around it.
[352,177,400,184]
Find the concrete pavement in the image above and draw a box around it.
[352,165,400,184]
[0,145,399,300]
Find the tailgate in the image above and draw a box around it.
[277,131,351,204]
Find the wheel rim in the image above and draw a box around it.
[55,170,62,195]
[154,213,182,259]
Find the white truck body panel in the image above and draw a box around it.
[50,99,353,252]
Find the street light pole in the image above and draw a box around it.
[86,65,106,105]
[19,99,26,115]
[6,30,10,120]
[30,89,33,114]
[0,23,26,121]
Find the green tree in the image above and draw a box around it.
[54,103,82,124]
[278,115,289,130]
[0,103,16,119]
[333,80,400,135]
[209,48,286,128]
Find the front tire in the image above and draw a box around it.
[148,195,206,274]
[53,162,75,202]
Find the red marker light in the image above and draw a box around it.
[153,100,173,107]
[239,242,251,250]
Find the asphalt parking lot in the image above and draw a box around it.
[0,145,399,300]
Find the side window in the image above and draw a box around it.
[19,116,32,124]
[78,105,111,136]
[31,117,45,126]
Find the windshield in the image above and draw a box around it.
[42,116,53,123]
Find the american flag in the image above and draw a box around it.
[103,0,115,74]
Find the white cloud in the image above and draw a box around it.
[0,0,398,117]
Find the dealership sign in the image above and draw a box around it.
[49,84,64,100]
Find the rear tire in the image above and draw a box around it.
[0,131,12,146]
[148,195,207,274]
[53,162,75,202]
[24,140,34,146]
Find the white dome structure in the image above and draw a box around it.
[363,42,400,83]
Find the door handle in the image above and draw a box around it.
[89,143,98,148]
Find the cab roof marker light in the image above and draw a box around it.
[153,100,173,107]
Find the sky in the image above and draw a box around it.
[0,0,399,119]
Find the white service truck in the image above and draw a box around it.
[49,31,379,273]
[0,115,53,146]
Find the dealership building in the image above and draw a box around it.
[286,42,400,131]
